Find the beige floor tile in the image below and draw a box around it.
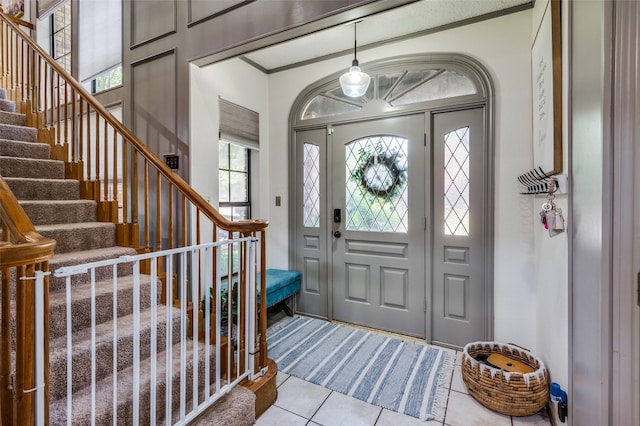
[255,405,308,426]
[274,376,331,419]
[455,351,463,366]
[450,366,468,394]
[375,408,434,426]
[311,392,382,426]
[444,390,511,426]
[276,371,290,387]
[512,409,552,425]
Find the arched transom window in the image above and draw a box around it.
[300,65,481,122]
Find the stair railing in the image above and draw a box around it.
[0,176,56,426]
[0,9,270,422]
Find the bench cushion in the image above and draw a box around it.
[257,269,301,308]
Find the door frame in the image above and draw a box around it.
[288,54,495,343]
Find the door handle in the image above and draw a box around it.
[333,230,342,238]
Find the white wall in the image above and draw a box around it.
[191,9,545,351]
[189,59,269,238]
[531,1,570,420]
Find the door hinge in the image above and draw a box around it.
[424,298,428,313]
[424,216,427,231]
[637,272,640,306]
[424,133,427,146]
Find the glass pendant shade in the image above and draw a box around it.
[340,22,370,98]
[340,62,371,98]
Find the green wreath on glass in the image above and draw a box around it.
[351,147,407,198]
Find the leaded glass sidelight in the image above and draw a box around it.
[303,143,321,227]
[443,127,470,236]
[345,136,408,232]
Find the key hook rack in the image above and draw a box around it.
[517,166,566,195]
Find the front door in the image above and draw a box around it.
[293,109,490,346]
[331,115,427,338]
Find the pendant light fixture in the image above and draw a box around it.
[339,21,370,98]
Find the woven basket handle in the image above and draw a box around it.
[507,342,530,352]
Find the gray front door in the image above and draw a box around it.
[331,115,427,338]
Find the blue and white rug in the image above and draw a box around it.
[267,316,454,421]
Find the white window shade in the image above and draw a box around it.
[78,0,121,82]
[219,98,259,150]
[37,0,66,18]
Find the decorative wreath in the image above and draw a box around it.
[351,147,407,198]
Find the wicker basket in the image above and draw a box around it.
[461,342,549,417]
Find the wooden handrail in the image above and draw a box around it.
[0,7,34,30]
[0,176,56,266]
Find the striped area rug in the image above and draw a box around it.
[267,315,454,421]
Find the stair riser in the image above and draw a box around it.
[50,346,217,426]
[49,313,182,401]
[39,224,116,254]
[49,279,158,340]
[48,246,138,293]
[49,261,135,293]
[18,201,97,226]
[4,178,79,200]
[0,139,50,159]
[0,111,27,126]
[0,156,65,179]
[0,99,16,113]
[0,123,37,141]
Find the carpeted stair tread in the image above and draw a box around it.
[49,336,217,425]
[0,156,65,179]
[48,274,159,340]
[3,177,79,200]
[48,305,182,401]
[0,138,50,159]
[188,386,256,426]
[0,99,16,113]
[36,222,116,253]
[49,246,137,291]
[0,122,37,141]
[18,199,97,225]
[0,110,27,126]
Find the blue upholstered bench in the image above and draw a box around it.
[257,269,301,316]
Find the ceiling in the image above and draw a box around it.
[242,0,533,73]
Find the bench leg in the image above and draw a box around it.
[280,300,293,316]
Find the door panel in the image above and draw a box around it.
[294,129,328,318]
[331,115,426,338]
[431,108,487,347]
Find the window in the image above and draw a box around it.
[219,141,251,278]
[50,2,71,72]
[301,67,478,121]
[219,141,250,221]
[78,0,122,93]
[91,65,123,94]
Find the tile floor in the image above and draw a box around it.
[258,316,551,426]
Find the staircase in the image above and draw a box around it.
[0,88,256,425]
